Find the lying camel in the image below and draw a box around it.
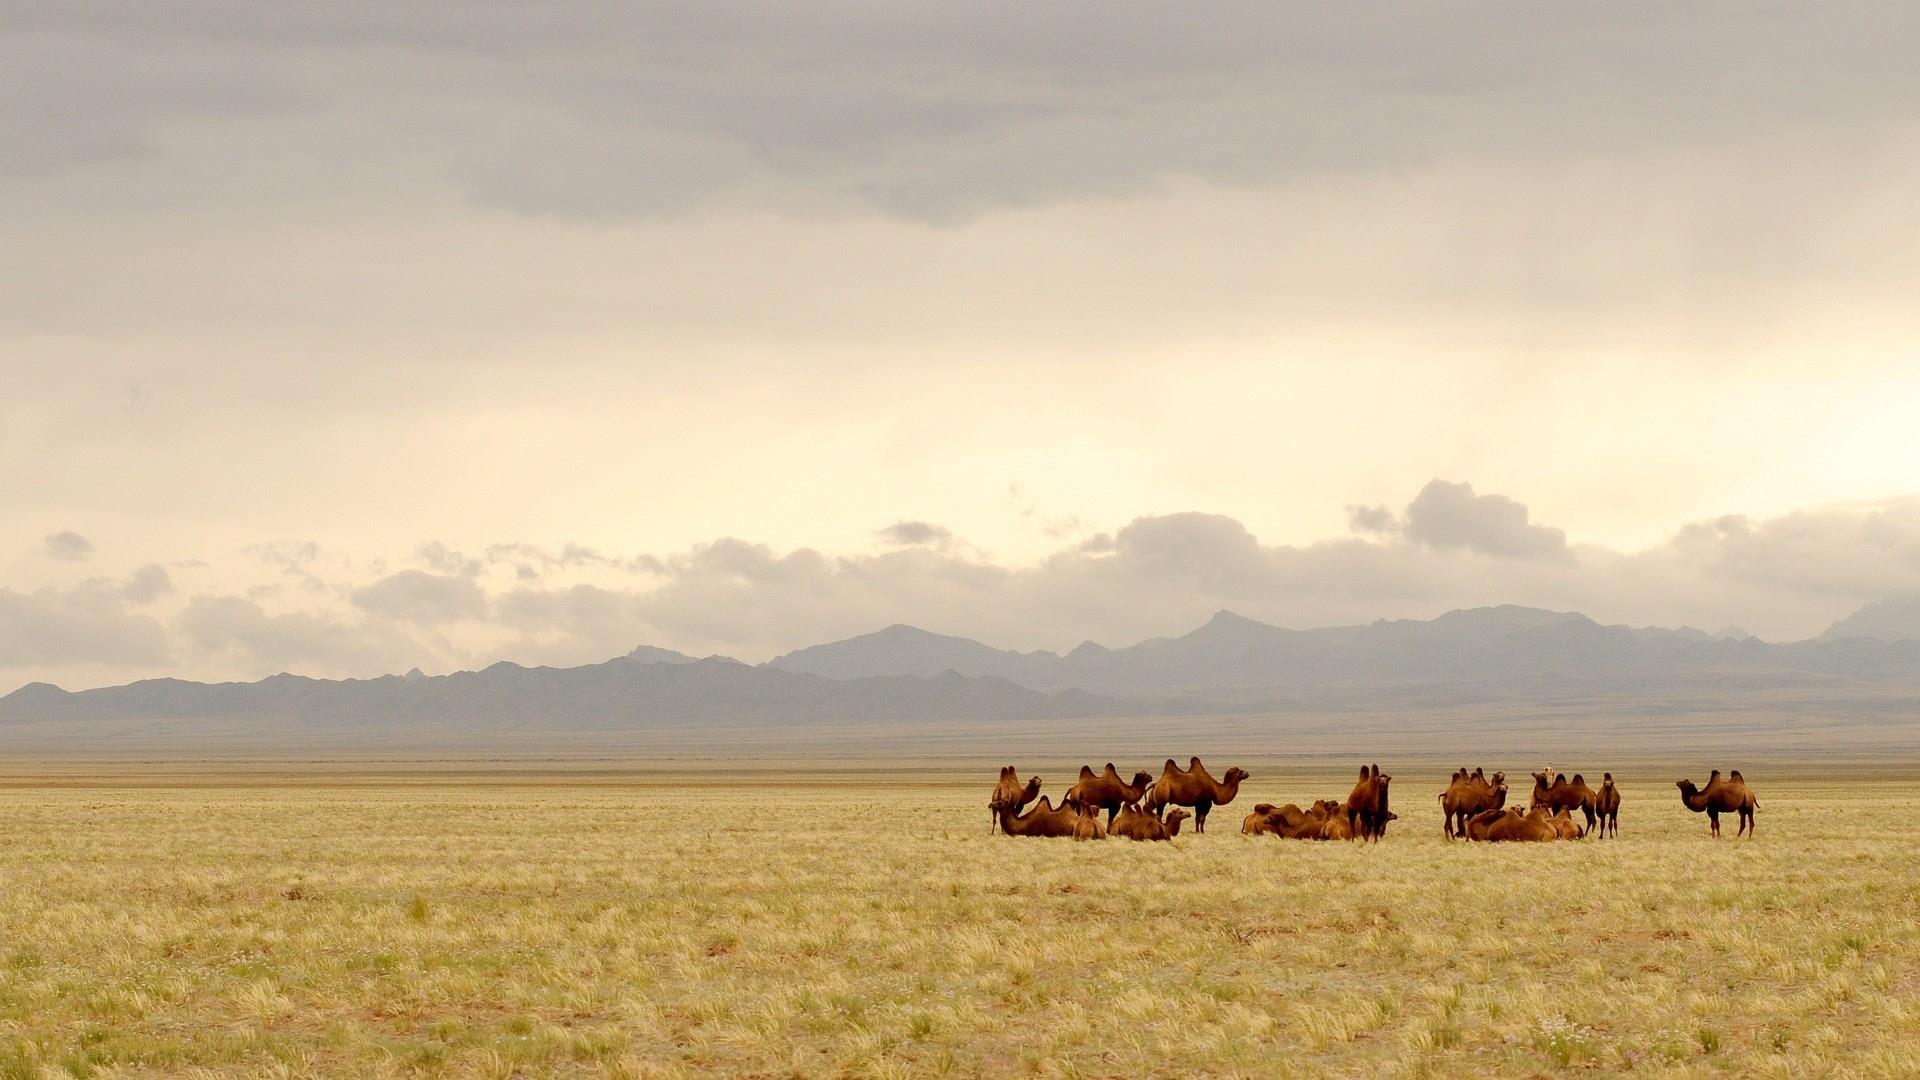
[1593,773,1621,838]
[996,796,1080,838]
[1071,798,1107,841]
[988,766,1042,832]
[1547,807,1584,840]
[1111,802,1190,841]
[1243,801,1337,839]
[1344,764,1393,842]
[1319,814,1353,841]
[1676,769,1759,838]
[1468,806,1558,842]
[1439,767,1508,840]
[1530,771,1598,835]
[1145,757,1248,834]
[1066,763,1156,825]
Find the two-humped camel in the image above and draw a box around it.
[1110,802,1190,841]
[1438,767,1507,840]
[1593,773,1621,838]
[1676,769,1759,837]
[1344,764,1392,842]
[1144,757,1247,834]
[1530,771,1598,835]
[987,766,1042,832]
[1066,764,1156,825]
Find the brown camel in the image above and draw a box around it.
[988,766,1041,832]
[1344,764,1393,842]
[996,796,1080,838]
[1071,798,1107,841]
[1066,763,1156,825]
[1547,807,1584,840]
[1439,767,1508,839]
[1530,771,1598,835]
[1470,806,1558,842]
[1593,773,1621,838]
[1676,769,1758,838]
[1244,801,1337,839]
[1144,757,1248,834]
[1112,802,1190,841]
[1319,814,1353,841]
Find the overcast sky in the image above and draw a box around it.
[6,4,1920,688]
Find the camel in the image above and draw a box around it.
[1244,801,1337,839]
[1676,769,1759,838]
[1066,763,1156,825]
[1071,798,1107,841]
[1469,806,1558,842]
[1593,773,1621,838]
[996,796,1080,838]
[1530,771,1598,835]
[1344,764,1393,842]
[988,766,1042,832]
[1112,802,1190,841]
[1547,807,1584,840]
[1438,767,1508,839]
[1318,814,1353,841]
[1144,757,1248,834]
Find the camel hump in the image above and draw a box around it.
[1729,769,1744,782]
[1253,803,1275,814]
[1358,765,1371,780]
[1164,758,1179,772]
[1188,756,1204,770]
[1078,765,1095,779]
[1571,773,1585,785]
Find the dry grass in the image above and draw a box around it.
[1,766,1917,1077]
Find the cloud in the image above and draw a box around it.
[44,531,94,561]
[120,564,174,604]
[350,570,486,626]
[175,596,425,674]
[1401,480,1570,560]
[0,584,170,670]
[876,521,952,547]
[7,4,1917,221]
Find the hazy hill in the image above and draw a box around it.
[767,605,1920,696]
[5,603,1918,747]
[0,656,1127,731]
[1821,596,1920,643]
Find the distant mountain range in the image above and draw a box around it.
[5,602,1919,734]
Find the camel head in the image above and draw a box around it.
[1531,770,1552,788]
[1128,770,1154,790]
[1165,808,1192,835]
[1022,775,1041,798]
[1676,779,1699,799]
[1601,772,1615,789]
[1224,767,1250,786]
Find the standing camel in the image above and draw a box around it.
[1530,771,1598,836]
[1344,764,1393,842]
[1438,767,1507,839]
[988,766,1042,833]
[1065,764,1156,825]
[1676,770,1759,838]
[1593,773,1621,838]
[1144,757,1248,834]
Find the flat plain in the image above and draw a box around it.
[1,760,1917,1078]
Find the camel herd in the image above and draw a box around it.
[989,761,1760,842]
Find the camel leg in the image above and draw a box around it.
[1582,805,1596,837]
[1708,808,1720,838]
[1195,799,1212,833]
[1108,805,1119,827]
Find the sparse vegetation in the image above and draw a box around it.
[0,765,1917,1076]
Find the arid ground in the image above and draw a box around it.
[1,761,1917,1077]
